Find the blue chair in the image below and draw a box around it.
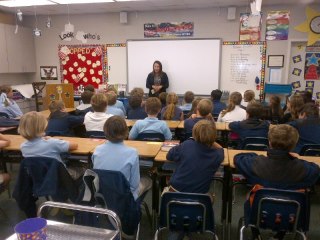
[300,144,320,156]
[155,192,218,240]
[86,131,105,139]
[243,137,269,151]
[136,132,165,142]
[239,188,309,240]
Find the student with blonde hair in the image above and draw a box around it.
[218,91,246,122]
[160,92,183,121]
[282,94,304,123]
[46,100,84,136]
[84,93,113,132]
[18,111,78,164]
[106,92,125,118]
[106,86,126,115]
[0,85,23,119]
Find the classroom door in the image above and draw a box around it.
[107,46,127,85]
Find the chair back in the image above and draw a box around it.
[243,137,269,150]
[300,144,320,156]
[32,82,46,111]
[0,112,9,119]
[136,132,165,142]
[86,131,105,139]
[159,192,215,234]
[246,188,310,233]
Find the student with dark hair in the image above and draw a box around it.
[84,84,95,93]
[235,124,320,240]
[129,97,172,140]
[241,90,255,109]
[289,103,320,153]
[229,102,270,149]
[46,100,84,136]
[146,60,169,97]
[106,92,125,118]
[180,91,194,112]
[211,89,226,116]
[217,91,246,122]
[92,116,152,200]
[75,90,93,115]
[282,94,304,123]
[127,95,147,120]
[263,95,283,124]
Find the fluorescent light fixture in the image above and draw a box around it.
[53,0,114,4]
[0,0,56,7]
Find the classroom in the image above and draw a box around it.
[0,0,320,239]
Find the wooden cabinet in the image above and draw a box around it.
[0,23,36,73]
[0,24,9,73]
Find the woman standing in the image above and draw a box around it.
[146,60,169,97]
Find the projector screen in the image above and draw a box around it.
[127,39,221,95]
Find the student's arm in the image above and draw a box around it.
[130,152,140,200]
[212,141,222,149]
[179,111,184,121]
[162,124,172,140]
[128,123,139,140]
[217,112,223,122]
[166,144,182,162]
[228,121,241,132]
[0,134,10,148]
[68,141,78,151]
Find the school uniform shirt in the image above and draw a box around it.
[289,118,320,154]
[21,137,69,163]
[46,111,84,136]
[212,100,226,116]
[179,103,192,112]
[234,149,320,189]
[184,117,207,134]
[127,106,147,120]
[0,93,23,118]
[92,141,140,200]
[217,105,246,122]
[128,117,172,140]
[106,105,125,118]
[84,111,113,132]
[160,106,182,121]
[76,103,92,111]
[115,100,126,115]
[167,139,224,193]
[229,118,270,148]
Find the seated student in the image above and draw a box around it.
[263,95,283,124]
[0,85,23,119]
[289,103,320,154]
[158,92,167,109]
[127,95,147,120]
[186,97,202,118]
[92,116,152,200]
[129,97,172,140]
[106,92,125,118]
[281,94,304,123]
[184,99,214,135]
[211,89,226,117]
[84,93,113,132]
[241,90,255,109]
[160,92,183,121]
[84,84,95,93]
[106,86,126,115]
[180,91,194,112]
[217,91,246,122]
[234,124,320,240]
[126,87,146,114]
[0,134,10,190]
[75,90,93,115]
[229,102,270,149]
[46,100,84,136]
[18,111,78,164]
[166,120,224,193]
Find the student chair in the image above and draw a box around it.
[0,112,10,119]
[12,157,79,218]
[155,192,218,240]
[300,144,320,156]
[238,188,310,240]
[242,137,269,151]
[32,82,46,112]
[136,132,165,142]
[86,131,105,139]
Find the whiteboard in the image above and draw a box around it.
[127,39,221,95]
[220,42,266,100]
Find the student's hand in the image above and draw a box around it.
[212,142,222,149]
[289,152,300,158]
[43,136,51,140]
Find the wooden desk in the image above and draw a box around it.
[0,126,17,133]
[2,134,25,151]
[125,119,181,129]
[155,148,229,166]
[177,121,226,131]
[40,108,76,119]
[56,136,105,155]
[228,149,320,168]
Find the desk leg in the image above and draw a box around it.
[221,166,231,240]
[151,167,159,232]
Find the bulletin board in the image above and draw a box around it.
[220,41,266,101]
[58,44,107,94]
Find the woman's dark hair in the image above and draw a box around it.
[152,60,163,76]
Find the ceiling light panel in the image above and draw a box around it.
[0,0,56,7]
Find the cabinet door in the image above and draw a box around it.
[4,24,36,73]
[107,46,127,84]
[0,24,9,73]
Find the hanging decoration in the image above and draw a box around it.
[239,12,262,41]
[265,10,290,41]
[304,52,320,80]
[294,6,320,46]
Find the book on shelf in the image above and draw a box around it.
[161,140,180,152]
